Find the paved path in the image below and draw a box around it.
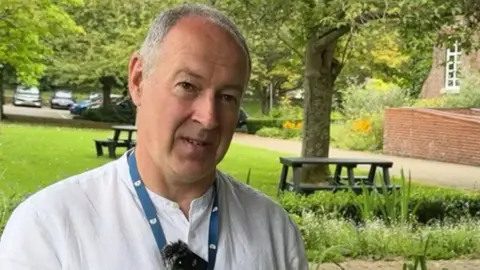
[3,104,73,119]
[232,133,480,190]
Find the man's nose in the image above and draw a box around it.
[192,93,219,130]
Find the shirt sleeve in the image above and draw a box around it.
[0,199,61,270]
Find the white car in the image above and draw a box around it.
[12,86,42,108]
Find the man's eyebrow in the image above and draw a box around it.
[174,68,203,79]
[175,68,244,92]
[219,84,244,93]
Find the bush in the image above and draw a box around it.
[246,118,302,134]
[340,78,412,117]
[280,187,480,226]
[256,125,302,139]
[256,127,283,137]
[78,106,135,124]
[333,79,411,151]
[269,96,303,120]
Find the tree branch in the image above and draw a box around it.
[314,9,400,51]
[241,0,304,59]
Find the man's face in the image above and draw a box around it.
[129,16,249,183]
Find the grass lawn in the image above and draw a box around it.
[0,123,455,199]
[0,123,289,198]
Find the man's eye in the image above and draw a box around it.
[179,82,196,92]
[220,94,237,104]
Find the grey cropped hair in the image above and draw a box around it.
[138,3,251,80]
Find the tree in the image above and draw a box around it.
[46,0,176,107]
[238,0,480,183]
[212,0,303,115]
[0,0,83,119]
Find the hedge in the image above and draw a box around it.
[280,187,480,225]
[78,107,136,124]
[246,118,302,134]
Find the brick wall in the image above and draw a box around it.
[383,108,480,166]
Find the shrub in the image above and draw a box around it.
[297,211,480,262]
[270,96,303,120]
[246,119,284,134]
[78,106,135,124]
[340,78,412,118]
[280,187,480,226]
[256,127,283,138]
[333,79,410,151]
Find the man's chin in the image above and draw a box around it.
[171,160,216,182]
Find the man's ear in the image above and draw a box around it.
[128,52,143,107]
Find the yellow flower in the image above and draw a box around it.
[352,119,372,133]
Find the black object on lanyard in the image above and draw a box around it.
[127,149,219,270]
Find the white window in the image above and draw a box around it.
[444,41,461,93]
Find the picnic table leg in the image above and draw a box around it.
[94,141,103,156]
[346,166,356,186]
[382,167,391,185]
[108,143,116,159]
[367,165,377,185]
[333,165,343,184]
[292,165,302,194]
[113,130,121,142]
[277,165,289,198]
[127,131,133,143]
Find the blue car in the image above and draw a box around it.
[69,99,96,115]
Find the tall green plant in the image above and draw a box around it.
[354,169,421,225]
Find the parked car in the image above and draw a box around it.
[69,94,124,115]
[49,90,76,109]
[12,85,42,108]
[69,95,102,115]
[237,108,248,128]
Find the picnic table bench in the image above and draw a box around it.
[94,125,137,158]
[277,156,400,197]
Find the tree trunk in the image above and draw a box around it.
[301,37,341,184]
[260,86,271,115]
[100,76,115,109]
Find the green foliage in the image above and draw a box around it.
[246,119,289,134]
[256,126,302,140]
[332,79,411,151]
[77,106,135,124]
[269,96,303,119]
[0,0,83,85]
[297,211,480,263]
[280,186,480,227]
[341,79,412,117]
[46,0,172,90]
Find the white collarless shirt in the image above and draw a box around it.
[0,152,308,270]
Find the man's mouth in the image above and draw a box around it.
[182,137,209,146]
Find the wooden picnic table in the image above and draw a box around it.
[94,125,137,158]
[277,156,399,196]
[111,125,137,143]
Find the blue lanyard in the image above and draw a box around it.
[127,149,219,269]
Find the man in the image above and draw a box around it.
[0,4,308,270]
